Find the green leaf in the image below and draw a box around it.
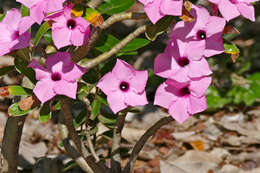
[120,38,150,52]
[82,68,98,84]
[9,86,32,96]
[96,95,108,106]
[0,12,6,22]
[39,102,52,123]
[73,110,86,128]
[54,101,61,110]
[145,16,174,41]
[206,86,230,110]
[0,66,14,76]
[8,103,30,116]
[96,34,119,52]
[97,0,135,15]
[44,30,53,43]
[14,58,36,84]
[98,113,116,125]
[117,51,138,57]
[34,22,51,45]
[90,99,101,120]
[224,43,240,55]
[62,160,77,172]
[21,5,29,17]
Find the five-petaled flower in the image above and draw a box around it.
[138,0,183,24]
[28,52,86,103]
[154,39,212,83]
[208,0,257,21]
[45,4,91,49]
[154,77,211,123]
[97,59,148,114]
[170,5,226,57]
[17,0,65,24]
[0,9,33,56]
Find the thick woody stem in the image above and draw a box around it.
[84,25,147,70]
[111,112,127,173]
[122,116,174,173]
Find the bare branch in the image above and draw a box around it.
[87,0,103,9]
[122,116,174,173]
[86,127,100,162]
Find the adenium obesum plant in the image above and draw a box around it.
[0,0,258,172]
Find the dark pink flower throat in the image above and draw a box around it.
[119,81,129,92]
[67,19,76,29]
[178,57,190,67]
[179,87,190,96]
[197,30,206,40]
[51,72,62,81]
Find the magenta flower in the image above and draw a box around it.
[97,59,148,114]
[45,4,91,49]
[154,39,212,83]
[28,52,86,103]
[154,77,211,123]
[208,0,257,21]
[170,5,226,57]
[138,0,183,24]
[0,9,33,56]
[17,0,65,24]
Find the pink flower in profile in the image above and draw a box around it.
[45,4,91,49]
[138,0,183,24]
[154,39,212,83]
[208,0,257,21]
[170,5,226,57]
[0,9,33,56]
[28,52,86,103]
[97,59,148,114]
[154,77,211,123]
[17,0,65,24]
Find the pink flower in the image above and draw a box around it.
[45,4,91,49]
[138,0,183,24]
[154,77,211,123]
[208,0,257,21]
[17,0,65,24]
[97,59,148,114]
[28,52,86,103]
[154,39,212,83]
[0,9,33,56]
[170,5,226,57]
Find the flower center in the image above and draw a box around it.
[67,19,76,30]
[197,30,206,40]
[179,87,190,96]
[51,72,62,81]
[119,81,129,92]
[177,57,190,67]
[11,31,19,40]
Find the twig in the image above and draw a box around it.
[101,12,147,29]
[86,128,100,162]
[84,25,147,70]
[122,116,174,173]
[111,112,127,173]
[87,0,103,9]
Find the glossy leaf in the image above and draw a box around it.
[34,22,51,45]
[8,103,30,116]
[97,0,135,15]
[14,58,36,84]
[9,86,32,96]
[90,99,101,120]
[39,102,52,123]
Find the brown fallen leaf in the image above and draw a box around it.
[18,95,40,111]
[189,140,205,151]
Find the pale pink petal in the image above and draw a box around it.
[28,59,50,80]
[204,33,224,57]
[33,79,55,103]
[169,67,190,83]
[188,95,207,114]
[11,31,30,50]
[166,79,189,90]
[97,72,119,95]
[46,52,71,73]
[187,58,212,78]
[16,0,41,8]
[0,24,12,42]
[125,90,148,107]
[75,17,90,32]
[112,59,134,81]
[63,64,86,82]
[154,82,178,109]
[130,70,148,93]
[218,0,240,21]
[170,21,195,40]
[2,9,22,29]
[30,0,47,24]
[52,27,71,49]
[46,0,64,13]
[70,28,85,46]
[185,40,205,60]
[206,16,226,37]
[191,6,210,30]
[0,42,11,56]
[19,16,35,34]
[236,3,255,21]
[154,53,179,79]
[189,76,212,98]
[53,80,78,99]
[160,0,183,16]
[107,91,127,114]
[169,97,190,123]
[144,0,164,24]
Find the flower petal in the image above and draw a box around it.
[218,0,240,21]
[53,80,78,99]
[187,58,212,78]
[52,27,72,49]
[236,3,255,21]
[19,16,35,34]
[189,76,212,98]
[11,31,31,50]
[63,64,86,82]
[112,59,134,81]
[97,72,119,95]
[30,0,47,24]
[125,90,148,107]
[169,97,190,123]
[160,0,183,16]
[70,28,85,46]
[130,70,148,93]
[16,0,41,8]
[169,67,190,83]
[46,0,64,13]
[46,52,72,73]
[188,95,207,114]
[107,91,127,114]
[144,0,164,24]
[33,79,55,103]
[28,59,50,80]
[2,9,22,29]
[206,16,226,37]
[204,33,224,57]
[185,40,205,60]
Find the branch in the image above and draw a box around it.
[84,25,147,70]
[111,112,127,173]
[122,116,174,173]
[87,0,103,9]
[86,127,100,162]
[101,12,147,29]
